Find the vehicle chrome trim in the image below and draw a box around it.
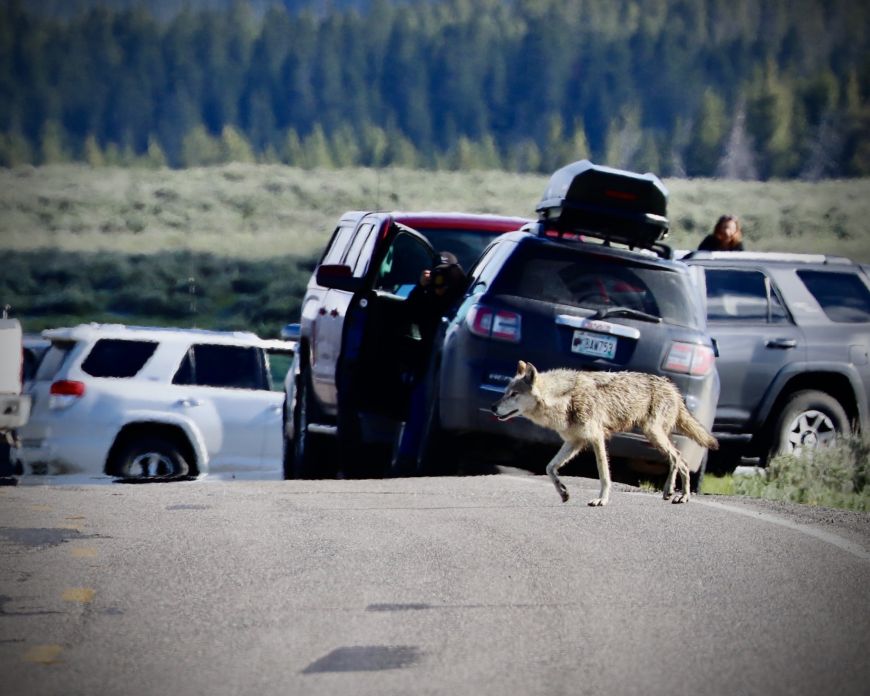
[556,315,641,339]
[307,424,338,436]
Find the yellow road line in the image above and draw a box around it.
[70,547,97,558]
[23,644,63,664]
[62,588,95,603]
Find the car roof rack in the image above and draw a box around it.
[535,160,671,258]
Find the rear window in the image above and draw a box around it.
[495,247,703,329]
[797,270,870,323]
[173,344,267,390]
[81,339,157,378]
[704,269,789,323]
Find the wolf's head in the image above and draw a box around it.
[491,360,539,421]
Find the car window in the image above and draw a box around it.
[321,223,356,266]
[469,239,516,294]
[374,232,435,297]
[704,269,788,323]
[81,339,157,378]
[34,341,76,381]
[344,223,376,277]
[266,348,294,392]
[416,228,504,273]
[797,270,870,323]
[495,247,703,329]
[173,344,267,391]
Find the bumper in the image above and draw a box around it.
[14,435,111,476]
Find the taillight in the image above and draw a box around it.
[49,380,86,409]
[466,305,521,343]
[662,342,715,376]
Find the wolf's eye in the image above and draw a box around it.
[509,390,517,397]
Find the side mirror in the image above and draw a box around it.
[315,264,364,292]
[280,323,300,342]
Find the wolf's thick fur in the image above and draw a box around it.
[491,361,718,506]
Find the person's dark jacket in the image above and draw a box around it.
[698,235,744,251]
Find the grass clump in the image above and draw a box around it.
[723,436,870,511]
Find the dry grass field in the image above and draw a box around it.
[1,164,869,261]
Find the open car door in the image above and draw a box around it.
[338,222,439,443]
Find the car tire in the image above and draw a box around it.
[416,390,459,477]
[289,363,335,479]
[769,390,851,460]
[690,452,707,494]
[115,436,189,480]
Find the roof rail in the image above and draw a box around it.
[681,250,855,264]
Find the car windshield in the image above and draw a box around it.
[495,247,703,329]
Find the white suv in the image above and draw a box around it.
[14,324,296,481]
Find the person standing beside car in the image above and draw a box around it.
[698,214,745,251]
[393,252,468,474]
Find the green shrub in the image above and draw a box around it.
[734,436,870,511]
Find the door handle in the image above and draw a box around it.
[766,338,797,349]
[176,398,203,407]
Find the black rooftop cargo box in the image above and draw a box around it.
[535,160,669,250]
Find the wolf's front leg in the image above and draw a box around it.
[546,442,578,503]
[589,436,611,506]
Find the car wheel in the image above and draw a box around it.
[116,437,189,480]
[416,390,459,477]
[289,363,335,479]
[769,390,851,460]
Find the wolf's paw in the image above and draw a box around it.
[671,493,690,504]
[662,491,673,501]
[587,497,609,507]
[558,486,570,503]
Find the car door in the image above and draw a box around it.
[311,221,378,411]
[171,343,282,474]
[341,223,439,419]
[259,347,295,467]
[700,266,806,430]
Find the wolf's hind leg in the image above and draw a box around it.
[589,435,612,507]
[546,442,578,503]
[673,459,692,504]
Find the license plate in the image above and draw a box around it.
[571,330,617,359]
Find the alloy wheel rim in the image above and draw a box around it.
[125,451,175,478]
[784,409,837,455]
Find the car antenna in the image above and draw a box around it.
[376,168,381,211]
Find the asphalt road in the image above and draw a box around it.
[1,472,868,696]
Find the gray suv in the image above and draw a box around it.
[682,251,870,470]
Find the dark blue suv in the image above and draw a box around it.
[413,162,720,485]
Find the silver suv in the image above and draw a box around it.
[682,251,870,469]
[15,324,295,481]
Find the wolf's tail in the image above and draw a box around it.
[676,402,719,450]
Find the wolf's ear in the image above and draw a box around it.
[516,360,527,376]
[524,362,537,385]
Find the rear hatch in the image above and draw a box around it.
[464,239,714,419]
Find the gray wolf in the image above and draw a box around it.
[491,361,718,506]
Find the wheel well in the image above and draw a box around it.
[756,372,859,448]
[106,422,198,476]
